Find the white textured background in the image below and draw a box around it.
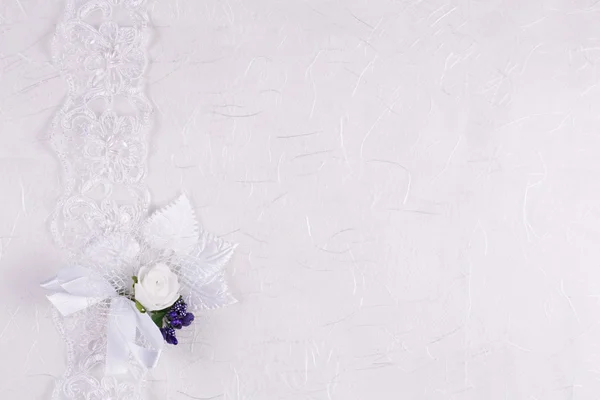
[3,0,600,399]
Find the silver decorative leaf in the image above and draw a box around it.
[176,225,237,310]
[143,194,237,310]
[142,194,199,256]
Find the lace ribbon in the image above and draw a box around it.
[48,0,154,398]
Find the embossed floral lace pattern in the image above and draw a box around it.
[51,0,151,254]
[49,0,152,399]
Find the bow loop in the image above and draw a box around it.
[42,267,164,375]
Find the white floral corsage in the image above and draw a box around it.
[41,195,236,373]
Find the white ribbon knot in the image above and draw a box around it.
[41,266,164,375]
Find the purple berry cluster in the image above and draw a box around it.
[161,326,177,345]
[159,298,195,345]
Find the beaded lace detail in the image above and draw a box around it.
[50,0,152,255]
[49,1,152,398]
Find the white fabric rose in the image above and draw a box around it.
[134,263,181,311]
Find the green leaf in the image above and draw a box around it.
[132,276,138,284]
[155,298,180,313]
[135,300,146,313]
[150,310,168,328]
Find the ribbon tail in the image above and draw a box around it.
[105,299,165,375]
[129,302,164,369]
[105,298,136,376]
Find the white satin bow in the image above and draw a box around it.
[41,266,164,375]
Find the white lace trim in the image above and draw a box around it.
[49,1,152,398]
[50,0,151,255]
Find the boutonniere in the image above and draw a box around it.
[42,195,236,374]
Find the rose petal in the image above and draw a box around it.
[134,282,158,311]
[161,289,180,310]
[168,275,181,300]
[151,263,172,273]
[135,264,181,310]
[137,265,150,280]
